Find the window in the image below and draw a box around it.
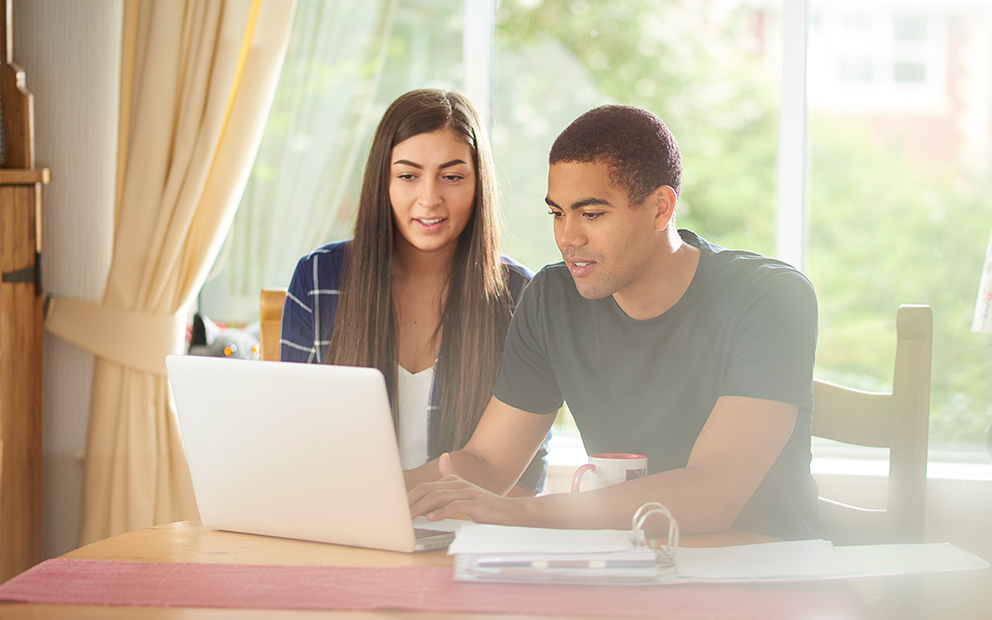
[808,9,947,112]
[804,2,992,451]
[200,0,992,453]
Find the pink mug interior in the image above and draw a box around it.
[588,453,647,460]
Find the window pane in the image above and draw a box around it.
[807,3,992,448]
[839,56,873,83]
[493,0,781,272]
[893,60,926,83]
[894,15,927,42]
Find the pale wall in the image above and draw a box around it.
[14,0,121,559]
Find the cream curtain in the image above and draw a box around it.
[44,0,295,544]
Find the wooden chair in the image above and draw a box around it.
[259,288,287,361]
[812,304,933,546]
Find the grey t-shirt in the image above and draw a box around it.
[493,230,826,540]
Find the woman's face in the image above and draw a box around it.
[388,129,476,259]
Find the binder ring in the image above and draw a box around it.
[631,502,680,561]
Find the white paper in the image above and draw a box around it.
[448,523,634,555]
[836,542,991,577]
[674,539,858,580]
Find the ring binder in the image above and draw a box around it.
[452,502,684,584]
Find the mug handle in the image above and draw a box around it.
[570,463,596,493]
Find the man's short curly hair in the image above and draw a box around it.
[549,104,681,205]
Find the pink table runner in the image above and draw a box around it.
[0,558,864,619]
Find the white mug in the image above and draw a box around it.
[570,453,648,492]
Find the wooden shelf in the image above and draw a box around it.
[0,169,50,185]
[1,0,45,584]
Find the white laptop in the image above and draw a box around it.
[165,354,456,552]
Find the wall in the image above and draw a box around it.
[14,0,121,558]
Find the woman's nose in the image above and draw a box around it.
[417,177,442,208]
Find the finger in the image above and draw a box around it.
[423,498,482,523]
[408,477,471,507]
[410,485,480,520]
[438,452,461,478]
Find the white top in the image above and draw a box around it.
[396,364,434,469]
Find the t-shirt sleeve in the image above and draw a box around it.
[720,266,818,414]
[493,270,564,415]
[280,254,320,363]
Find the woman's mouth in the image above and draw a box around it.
[415,217,446,231]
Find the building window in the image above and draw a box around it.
[808,10,946,113]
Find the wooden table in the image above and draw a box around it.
[0,520,865,619]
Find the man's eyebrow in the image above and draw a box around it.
[392,158,468,169]
[545,196,613,209]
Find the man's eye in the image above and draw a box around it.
[548,210,564,218]
[583,212,602,220]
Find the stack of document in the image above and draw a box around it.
[449,523,990,585]
[449,524,676,584]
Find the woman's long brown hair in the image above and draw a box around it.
[325,89,511,455]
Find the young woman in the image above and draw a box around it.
[280,89,548,494]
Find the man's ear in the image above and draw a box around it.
[651,185,678,232]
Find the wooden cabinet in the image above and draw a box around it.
[0,1,47,583]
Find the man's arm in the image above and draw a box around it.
[409,395,798,533]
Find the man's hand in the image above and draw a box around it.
[408,453,531,525]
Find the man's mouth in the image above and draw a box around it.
[567,258,596,276]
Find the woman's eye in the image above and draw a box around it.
[442,174,464,182]
[397,173,416,181]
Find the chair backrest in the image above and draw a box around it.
[259,288,287,361]
[812,304,932,545]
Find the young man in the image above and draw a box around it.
[406,104,826,541]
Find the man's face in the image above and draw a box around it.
[546,161,661,301]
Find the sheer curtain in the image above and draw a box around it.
[974,226,992,334]
[44,0,295,544]
[208,0,399,318]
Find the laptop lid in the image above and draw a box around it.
[166,354,446,553]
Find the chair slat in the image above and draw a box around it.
[812,304,931,545]
[259,288,287,362]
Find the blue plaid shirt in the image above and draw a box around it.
[280,240,549,492]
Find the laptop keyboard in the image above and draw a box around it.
[414,527,450,539]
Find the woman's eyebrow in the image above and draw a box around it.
[392,158,468,169]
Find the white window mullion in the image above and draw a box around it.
[776,0,810,272]
[463,0,496,132]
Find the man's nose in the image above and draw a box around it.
[556,214,584,249]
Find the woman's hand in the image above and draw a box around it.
[408,454,532,526]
